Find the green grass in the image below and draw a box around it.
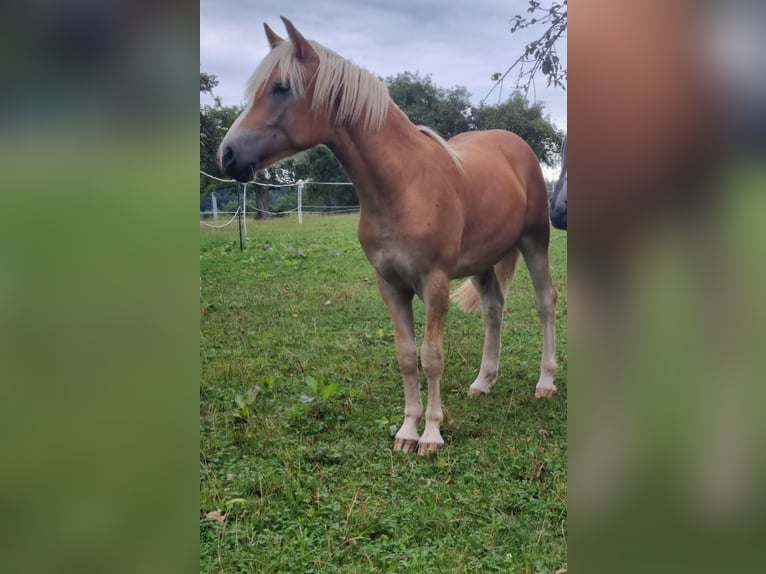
[200,214,567,573]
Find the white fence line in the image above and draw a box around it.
[200,170,354,186]
[203,206,359,214]
[199,206,359,223]
[200,170,359,226]
[199,207,241,228]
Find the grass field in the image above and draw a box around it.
[200,214,567,573]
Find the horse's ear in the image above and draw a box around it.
[263,23,284,48]
[281,16,316,61]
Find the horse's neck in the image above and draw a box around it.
[326,104,431,206]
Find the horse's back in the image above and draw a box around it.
[449,129,549,232]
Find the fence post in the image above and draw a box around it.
[298,180,304,225]
[238,202,244,251]
[211,192,218,220]
[242,183,248,235]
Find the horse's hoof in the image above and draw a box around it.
[417,441,441,455]
[535,386,557,398]
[467,387,488,397]
[394,438,419,453]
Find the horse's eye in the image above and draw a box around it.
[272,82,291,96]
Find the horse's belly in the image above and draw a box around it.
[452,247,511,279]
[451,209,525,278]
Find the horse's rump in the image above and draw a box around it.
[445,129,549,279]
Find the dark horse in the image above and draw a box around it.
[550,136,567,230]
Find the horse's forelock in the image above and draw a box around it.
[244,39,389,131]
[245,42,304,100]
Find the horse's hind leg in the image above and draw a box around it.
[520,231,558,397]
[467,268,506,397]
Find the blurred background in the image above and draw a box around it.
[0,1,199,573]
[569,1,766,572]
[1,0,764,572]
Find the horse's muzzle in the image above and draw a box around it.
[550,176,567,231]
[220,144,258,182]
[550,200,567,230]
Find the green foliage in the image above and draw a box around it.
[199,89,244,197]
[472,93,565,165]
[200,215,567,573]
[386,72,472,139]
[386,72,562,164]
[501,1,567,94]
[200,72,219,95]
[304,375,341,401]
[294,145,357,208]
[231,385,260,426]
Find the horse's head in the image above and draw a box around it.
[218,18,331,181]
[550,136,567,230]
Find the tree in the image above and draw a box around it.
[385,72,471,139]
[200,72,218,95]
[385,71,561,164]
[199,99,243,198]
[200,72,217,174]
[200,72,221,175]
[472,93,563,165]
[199,72,247,200]
[249,163,303,218]
[485,1,567,103]
[294,146,356,209]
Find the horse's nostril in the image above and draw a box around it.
[221,145,236,176]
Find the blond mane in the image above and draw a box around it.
[245,40,389,132]
[244,39,463,170]
[416,125,464,171]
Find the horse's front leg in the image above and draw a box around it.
[376,274,422,453]
[418,271,450,454]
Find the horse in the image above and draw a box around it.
[218,17,558,454]
[550,136,567,230]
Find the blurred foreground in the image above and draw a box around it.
[569,1,766,572]
[0,2,199,573]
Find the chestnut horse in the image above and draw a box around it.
[219,17,557,454]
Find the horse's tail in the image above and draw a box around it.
[450,247,521,313]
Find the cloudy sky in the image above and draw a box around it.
[200,0,567,131]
